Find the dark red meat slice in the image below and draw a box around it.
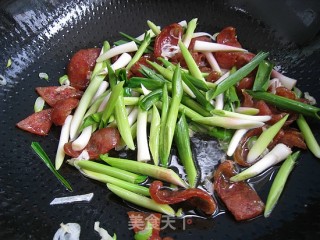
[270,128,307,149]
[214,27,255,69]
[235,52,255,68]
[64,127,120,159]
[154,23,183,58]
[36,86,83,107]
[234,124,306,167]
[216,27,242,47]
[191,52,208,68]
[268,129,286,149]
[213,160,265,221]
[206,70,221,82]
[237,76,254,92]
[16,109,53,136]
[51,98,79,126]
[275,86,296,100]
[149,180,217,215]
[254,100,272,116]
[67,48,101,90]
[280,129,306,149]
[215,47,255,69]
[214,52,238,69]
[241,90,254,107]
[127,211,162,240]
[254,100,297,126]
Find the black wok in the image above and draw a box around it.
[1,0,320,239]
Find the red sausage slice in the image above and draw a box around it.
[67,48,101,90]
[216,27,242,48]
[51,98,79,126]
[275,86,296,100]
[154,23,183,58]
[149,180,217,215]
[36,86,83,107]
[64,127,120,159]
[16,109,53,136]
[214,27,255,69]
[270,128,307,150]
[214,160,265,221]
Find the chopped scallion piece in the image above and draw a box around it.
[70,41,110,139]
[212,52,269,98]
[193,40,247,52]
[147,20,161,35]
[107,183,175,216]
[139,65,167,82]
[175,114,199,188]
[230,143,292,182]
[181,95,211,117]
[252,60,273,92]
[264,151,300,217]
[247,115,288,163]
[119,31,153,52]
[134,221,153,240]
[192,116,265,129]
[96,41,138,63]
[114,87,135,150]
[182,18,198,48]
[6,58,12,68]
[82,169,150,196]
[182,73,214,111]
[136,106,151,162]
[235,107,260,115]
[72,160,147,183]
[34,97,45,112]
[159,84,169,167]
[101,81,125,127]
[31,142,72,191]
[178,40,205,82]
[71,125,92,151]
[296,114,320,158]
[181,72,209,91]
[55,115,72,170]
[59,75,70,86]
[39,72,49,81]
[246,90,320,120]
[227,129,248,157]
[162,66,183,166]
[149,105,161,165]
[127,77,166,90]
[126,33,151,71]
[212,109,271,122]
[139,88,162,111]
[101,156,187,188]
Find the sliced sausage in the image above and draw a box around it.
[51,98,79,126]
[16,109,53,136]
[67,48,101,90]
[213,160,265,221]
[64,127,120,159]
[36,86,83,107]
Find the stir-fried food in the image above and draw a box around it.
[17,19,320,229]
